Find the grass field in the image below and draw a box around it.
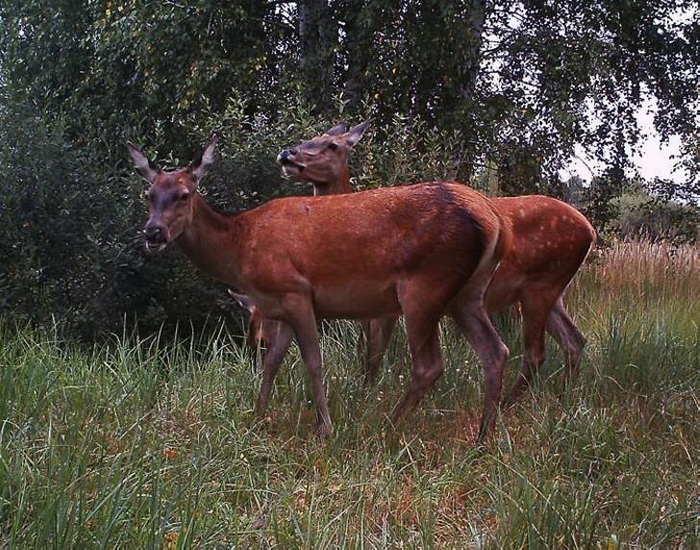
[1,240,698,548]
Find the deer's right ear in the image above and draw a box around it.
[190,135,218,182]
[227,290,256,313]
[127,142,159,184]
[345,119,370,147]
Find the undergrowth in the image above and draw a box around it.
[1,240,698,548]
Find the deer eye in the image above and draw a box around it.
[327,143,338,151]
[179,192,190,201]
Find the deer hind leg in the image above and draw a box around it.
[281,293,333,437]
[546,297,586,384]
[359,317,398,384]
[254,321,294,417]
[447,235,510,444]
[449,298,509,444]
[389,282,448,425]
[501,289,560,410]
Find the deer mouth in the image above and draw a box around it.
[145,241,167,253]
[281,164,303,177]
[145,238,168,253]
[144,223,170,252]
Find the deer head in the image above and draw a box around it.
[127,137,217,252]
[276,120,369,193]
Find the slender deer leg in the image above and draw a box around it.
[390,280,451,424]
[282,294,333,437]
[252,318,285,371]
[450,301,509,444]
[254,321,294,416]
[361,317,398,384]
[446,237,510,444]
[389,313,444,424]
[501,290,559,409]
[546,297,586,384]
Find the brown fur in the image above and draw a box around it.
[128,137,508,440]
[247,122,595,424]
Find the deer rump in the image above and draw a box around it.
[234,182,493,320]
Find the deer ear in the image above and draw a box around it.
[325,122,347,136]
[127,142,159,183]
[190,135,218,182]
[228,290,256,313]
[345,120,370,148]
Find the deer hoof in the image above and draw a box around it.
[314,423,333,439]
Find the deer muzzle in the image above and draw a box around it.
[144,222,168,252]
[277,149,303,176]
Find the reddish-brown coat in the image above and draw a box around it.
[225,183,497,318]
[486,196,595,311]
[129,137,509,440]
[262,122,595,411]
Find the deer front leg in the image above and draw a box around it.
[282,293,333,437]
[501,289,561,409]
[254,321,294,416]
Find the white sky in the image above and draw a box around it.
[633,109,682,181]
[559,3,696,186]
[561,99,684,184]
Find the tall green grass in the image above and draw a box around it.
[1,240,698,548]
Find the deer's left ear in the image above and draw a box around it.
[127,142,159,184]
[325,122,347,136]
[190,135,218,182]
[345,119,370,148]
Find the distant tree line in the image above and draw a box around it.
[0,0,697,339]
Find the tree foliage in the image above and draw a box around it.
[0,0,697,337]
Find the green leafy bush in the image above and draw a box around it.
[0,93,478,339]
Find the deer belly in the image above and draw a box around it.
[312,282,399,319]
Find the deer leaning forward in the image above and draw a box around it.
[243,121,595,410]
[128,137,510,441]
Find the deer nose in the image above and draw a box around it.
[144,224,166,243]
[277,149,297,164]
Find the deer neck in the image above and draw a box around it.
[313,164,351,196]
[175,195,243,286]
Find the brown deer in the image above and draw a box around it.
[228,122,366,368]
[247,121,595,408]
[128,137,510,440]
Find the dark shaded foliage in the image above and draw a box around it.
[0,0,697,338]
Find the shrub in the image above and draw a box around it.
[0,95,478,340]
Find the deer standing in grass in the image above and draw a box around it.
[128,136,510,440]
[242,121,595,409]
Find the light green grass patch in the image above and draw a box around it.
[1,241,698,548]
